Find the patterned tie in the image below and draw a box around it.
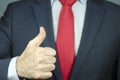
[56,0,76,80]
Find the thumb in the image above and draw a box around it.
[31,27,46,46]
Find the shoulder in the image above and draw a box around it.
[3,0,39,17]
[91,0,120,12]
[93,0,120,18]
[7,0,37,9]
[9,0,37,6]
[102,0,120,13]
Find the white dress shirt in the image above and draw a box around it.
[8,0,87,79]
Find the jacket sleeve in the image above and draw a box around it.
[117,50,120,80]
[0,3,15,80]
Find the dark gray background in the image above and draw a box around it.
[0,0,120,17]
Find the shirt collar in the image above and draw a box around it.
[51,0,87,5]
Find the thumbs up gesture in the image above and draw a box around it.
[16,27,56,79]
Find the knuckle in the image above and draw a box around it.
[48,72,53,77]
[52,49,56,56]
[52,64,56,70]
[50,64,55,71]
[33,73,41,79]
[49,57,56,63]
[45,47,54,51]
[37,65,44,72]
[49,48,56,53]
[53,57,56,63]
[38,73,45,79]
[33,67,53,79]
[44,47,50,50]
[39,47,44,51]
[45,47,56,56]
[37,57,44,63]
[37,72,52,79]
[47,56,56,63]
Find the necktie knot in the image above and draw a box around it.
[60,0,76,6]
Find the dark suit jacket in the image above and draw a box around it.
[0,0,120,80]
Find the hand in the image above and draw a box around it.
[16,27,56,79]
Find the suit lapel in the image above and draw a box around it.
[32,0,62,80]
[70,0,105,80]
[32,0,105,80]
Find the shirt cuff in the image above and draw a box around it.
[8,57,19,80]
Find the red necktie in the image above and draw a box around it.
[56,0,76,80]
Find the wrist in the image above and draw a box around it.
[16,56,24,78]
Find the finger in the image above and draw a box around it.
[43,47,56,56]
[44,56,56,64]
[37,56,56,64]
[37,64,55,72]
[35,72,52,79]
[30,27,46,46]
[36,47,56,56]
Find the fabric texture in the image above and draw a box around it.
[0,0,120,80]
[56,0,76,79]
